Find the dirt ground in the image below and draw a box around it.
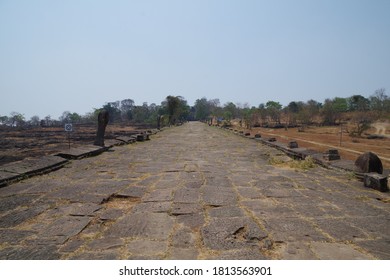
[0,123,149,166]
[238,121,390,169]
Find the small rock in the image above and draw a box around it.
[288,141,298,149]
[323,149,340,161]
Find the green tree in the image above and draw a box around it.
[223,102,238,120]
[69,112,82,123]
[265,101,282,124]
[348,95,370,111]
[332,97,348,113]
[10,112,25,127]
[194,97,210,120]
[164,95,189,125]
[287,101,299,114]
[321,98,346,125]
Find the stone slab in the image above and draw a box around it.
[105,139,124,147]
[278,242,318,260]
[176,213,205,229]
[142,189,173,202]
[87,237,125,250]
[69,250,120,260]
[116,136,136,144]
[0,229,36,245]
[169,248,199,260]
[0,245,61,260]
[201,217,268,250]
[40,216,92,244]
[263,217,328,242]
[105,212,174,240]
[56,145,108,159]
[203,185,238,206]
[127,240,168,258]
[0,205,48,228]
[310,242,374,260]
[171,203,202,215]
[116,186,148,198]
[97,208,124,220]
[0,156,68,187]
[173,187,200,203]
[0,171,20,183]
[0,194,40,212]
[314,218,368,241]
[355,239,390,259]
[172,227,197,248]
[132,202,172,213]
[208,206,246,218]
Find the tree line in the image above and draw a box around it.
[1,89,389,137]
[0,95,190,128]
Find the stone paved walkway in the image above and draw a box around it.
[0,122,389,260]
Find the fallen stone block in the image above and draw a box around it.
[116,136,135,144]
[254,134,261,138]
[364,173,389,192]
[268,137,276,142]
[323,149,340,161]
[136,134,145,141]
[56,145,108,159]
[288,141,298,149]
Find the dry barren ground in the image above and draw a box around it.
[236,122,390,169]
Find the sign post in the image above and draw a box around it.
[64,123,73,149]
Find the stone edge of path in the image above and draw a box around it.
[213,124,389,192]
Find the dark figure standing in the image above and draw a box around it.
[157,115,161,130]
[94,110,109,147]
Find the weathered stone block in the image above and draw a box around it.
[364,173,388,192]
[136,134,145,141]
[323,149,340,161]
[288,141,298,149]
[355,152,383,174]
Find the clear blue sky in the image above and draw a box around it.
[1,0,389,119]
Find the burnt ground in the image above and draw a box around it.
[0,123,153,166]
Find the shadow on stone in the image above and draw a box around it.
[355,152,383,174]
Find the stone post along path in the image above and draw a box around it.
[0,122,389,259]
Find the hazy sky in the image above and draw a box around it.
[1,0,389,119]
